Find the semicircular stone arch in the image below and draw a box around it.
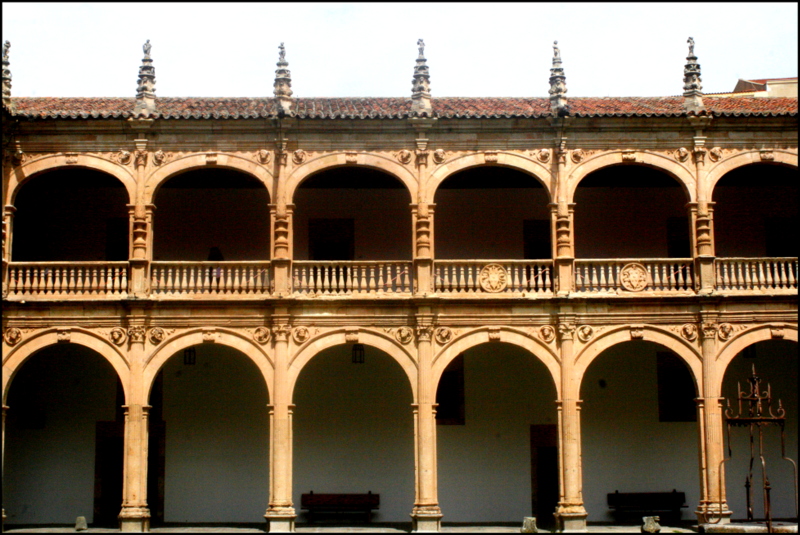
[705,150,798,201]
[573,325,703,397]
[431,327,561,399]
[285,153,418,203]
[3,327,131,405]
[143,328,274,403]
[144,153,274,205]
[566,151,696,204]
[425,152,553,204]
[287,328,418,402]
[9,154,137,206]
[713,324,798,397]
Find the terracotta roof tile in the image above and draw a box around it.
[8,95,797,120]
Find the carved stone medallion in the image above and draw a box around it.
[434,327,452,345]
[396,150,412,164]
[536,148,551,163]
[109,327,128,346]
[577,325,594,343]
[479,263,509,293]
[708,147,723,162]
[148,327,165,345]
[292,149,307,164]
[675,147,690,162]
[253,326,271,344]
[293,326,310,344]
[257,149,271,164]
[432,149,447,164]
[717,323,734,341]
[115,150,132,165]
[680,323,698,342]
[619,263,649,292]
[395,326,414,345]
[3,327,22,346]
[539,325,556,343]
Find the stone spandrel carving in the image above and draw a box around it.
[577,325,594,342]
[675,147,690,162]
[3,327,22,346]
[395,326,414,345]
[252,326,271,344]
[432,149,447,164]
[680,323,698,341]
[535,149,551,163]
[396,150,412,164]
[717,323,734,341]
[538,325,556,343]
[434,327,452,345]
[619,263,649,292]
[293,326,311,344]
[479,263,508,293]
[148,327,165,344]
[109,327,128,346]
[257,149,271,164]
[292,150,307,164]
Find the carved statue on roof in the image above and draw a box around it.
[553,40,560,60]
[143,39,151,58]
[3,41,9,61]
[418,39,425,57]
[279,42,286,62]
[688,37,694,56]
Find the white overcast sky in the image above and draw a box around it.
[2,2,797,98]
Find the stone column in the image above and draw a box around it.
[270,200,294,297]
[118,325,151,532]
[691,131,716,294]
[410,313,442,532]
[554,320,588,532]
[3,404,8,526]
[695,321,732,524]
[412,203,435,295]
[265,318,296,532]
[127,204,154,298]
[550,202,575,296]
[2,205,15,298]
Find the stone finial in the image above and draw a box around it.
[274,42,294,117]
[2,40,11,108]
[410,39,433,117]
[683,37,705,115]
[548,40,569,117]
[133,40,157,117]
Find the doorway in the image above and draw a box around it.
[530,424,559,528]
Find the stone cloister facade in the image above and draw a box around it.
[1,40,797,532]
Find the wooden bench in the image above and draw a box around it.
[300,491,380,523]
[607,489,687,522]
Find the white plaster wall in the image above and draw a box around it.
[292,345,415,523]
[437,343,558,522]
[3,345,118,525]
[720,340,798,520]
[581,341,700,522]
[161,344,269,523]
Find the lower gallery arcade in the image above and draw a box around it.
[3,311,797,531]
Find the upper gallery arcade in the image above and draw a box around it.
[1,37,797,534]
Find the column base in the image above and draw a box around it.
[118,506,151,532]
[265,507,296,533]
[411,505,442,532]
[554,509,588,532]
[696,503,733,525]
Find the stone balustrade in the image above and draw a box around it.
[292,261,413,296]
[6,262,128,298]
[433,260,553,295]
[150,261,272,297]
[574,259,694,293]
[715,257,797,292]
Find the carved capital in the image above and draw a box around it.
[416,324,433,342]
[693,147,706,164]
[134,150,148,168]
[700,322,717,340]
[272,324,291,342]
[415,149,429,166]
[557,323,575,341]
[128,326,146,343]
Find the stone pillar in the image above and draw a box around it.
[695,321,732,524]
[691,201,716,294]
[550,202,574,296]
[412,203,435,295]
[2,205,15,298]
[128,204,154,298]
[3,404,8,526]
[554,320,588,532]
[266,319,296,532]
[118,325,151,532]
[270,203,294,297]
[411,313,442,532]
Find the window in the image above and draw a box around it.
[436,354,465,425]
